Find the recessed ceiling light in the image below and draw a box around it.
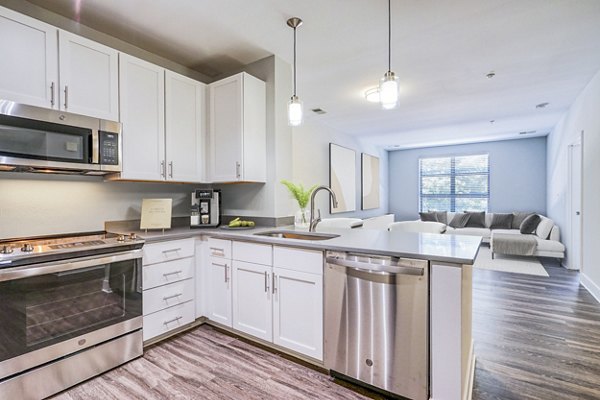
[311,108,326,115]
[519,130,536,135]
[486,71,496,79]
[393,145,401,148]
[536,102,549,109]
[365,87,380,103]
[490,120,495,124]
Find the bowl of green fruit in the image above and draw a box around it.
[221,217,256,230]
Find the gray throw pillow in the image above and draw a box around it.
[512,212,533,229]
[419,212,438,222]
[490,213,513,229]
[519,214,541,234]
[433,211,448,225]
[449,213,470,228]
[464,211,486,228]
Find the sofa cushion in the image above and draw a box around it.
[447,227,492,239]
[433,211,448,225]
[520,214,541,234]
[419,212,438,222]
[449,213,470,228]
[512,212,533,229]
[535,236,566,252]
[464,211,486,228]
[490,213,513,229]
[535,216,554,240]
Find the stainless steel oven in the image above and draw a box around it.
[0,100,121,175]
[0,233,143,400]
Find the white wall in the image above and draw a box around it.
[0,173,199,239]
[292,120,389,219]
[547,69,600,297]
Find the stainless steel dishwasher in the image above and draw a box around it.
[324,251,429,400]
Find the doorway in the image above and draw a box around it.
[568,132,583,270]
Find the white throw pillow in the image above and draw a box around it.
[536,216,554,240]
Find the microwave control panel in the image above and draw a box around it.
[99,131,119,165]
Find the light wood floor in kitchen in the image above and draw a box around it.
[53,260,600,400]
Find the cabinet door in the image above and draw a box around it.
[0,6,58,108]
[273,267,323,360]
[58,31,119,120]
[209,74,243,182]
[207,256,232,327]
[119,54,165,181]
[165,70,205,182]
[232,260,272,341]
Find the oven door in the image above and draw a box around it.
[0,250,142,380]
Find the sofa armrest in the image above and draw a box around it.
[550,225,560,242]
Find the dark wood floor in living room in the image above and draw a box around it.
[472,260,600,400]
[52,260,600,400]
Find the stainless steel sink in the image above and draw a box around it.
[253,230,340,241]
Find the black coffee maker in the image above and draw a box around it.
[190,189,221,228]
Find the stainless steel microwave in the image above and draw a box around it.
[0,100,122,175]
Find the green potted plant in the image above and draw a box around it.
[281,179,318,228]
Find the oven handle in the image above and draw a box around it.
[0,250,142,282]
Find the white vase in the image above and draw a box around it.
[294,208,310,229]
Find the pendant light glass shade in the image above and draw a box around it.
[288,95,303,126]
[379,71,399,109]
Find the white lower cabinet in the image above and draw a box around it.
[143,300,195,342]
[273,267,323,360]
[232,260,272,341]
[207,255,232,327]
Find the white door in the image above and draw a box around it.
[232,260,272,341]
[0,6,58,108]
[273,267,323,360]
[207,256,232,327]
[569,136,583,270]
[58,31,119,120]
[119,54,165,181]
[165,71,205,182]
[209,74,243,182]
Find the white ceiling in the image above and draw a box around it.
[25,0,600,149]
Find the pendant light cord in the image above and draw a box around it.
[388,0,392,72]
[293,26,297,97]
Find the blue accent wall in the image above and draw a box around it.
[388,137,547,221]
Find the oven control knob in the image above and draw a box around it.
[1,245,13,254]
[129,233,137,240]
[117,235,126,242]
[21,243,34,252]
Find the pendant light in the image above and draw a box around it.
[379,0,399,110]
[287,17,303,126]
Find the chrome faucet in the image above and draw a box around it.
[308,186,339,232]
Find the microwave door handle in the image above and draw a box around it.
[91,130,99,164]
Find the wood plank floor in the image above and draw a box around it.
[52,259,600,400]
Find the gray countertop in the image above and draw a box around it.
[112,225,482,265]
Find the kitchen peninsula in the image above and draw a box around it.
[110,223,481,400]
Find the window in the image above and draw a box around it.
[419,154,489,212]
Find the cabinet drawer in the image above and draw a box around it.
[143,278,195,315]
[207,238,232,259]
[143,257,194,290]
[273,247,323,275]
[143,238,195,265]
[232,241,272,265]
[143,300,195,341]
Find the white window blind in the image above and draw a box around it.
[419,154,489,212]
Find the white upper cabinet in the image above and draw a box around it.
[165,71,205,182]
[58,30,119,120]
[0,6,58,109]
[119,54,165,181]
[209,72,266,183]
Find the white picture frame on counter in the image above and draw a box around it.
[329,143,356,213]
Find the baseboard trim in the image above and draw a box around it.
[581,273,600,304]
[463,340,475,400]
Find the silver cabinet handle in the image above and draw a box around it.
[163,270,182,277]
[235,162,241,179]
[224,263,229,283]
[162,248,181,254]
[209,247,225,257]
[50,82,55,106]
[264,271,270,293]
[272,273,277,294]
[160,160,165,178]
[163,293,182,301]
[63,85,68,109]
[168,161,173,178]
[163,316,182,326]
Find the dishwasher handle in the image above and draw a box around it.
[326,256,425,276]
